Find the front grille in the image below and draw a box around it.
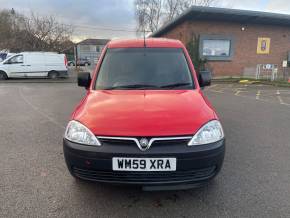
[72,166,216,183]
[98,137,191,147]
[99,138,136,146]
[152,139,190,146]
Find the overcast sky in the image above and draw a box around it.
[0,0,290,42]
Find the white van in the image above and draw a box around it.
[0,52,68,80]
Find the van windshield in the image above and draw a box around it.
[95,48,194,90]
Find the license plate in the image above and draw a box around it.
[112,157,176,171]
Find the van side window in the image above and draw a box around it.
[9,55,23,64]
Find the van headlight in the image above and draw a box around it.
[188,120,224,146]
[64,120,101,146]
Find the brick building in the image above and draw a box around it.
[151,6,290,78]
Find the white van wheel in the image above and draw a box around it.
[48,71,58,79]
[0,71,8,80]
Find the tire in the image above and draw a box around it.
[48,71,58,79]
[0,71,8,80]
[69,63,73,67]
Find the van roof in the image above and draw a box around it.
[107,38,184,49]
[20,52,60,55]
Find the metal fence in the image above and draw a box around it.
[256,64,278,81]
[242,64,289,81]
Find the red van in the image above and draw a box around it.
[63,38,225,190]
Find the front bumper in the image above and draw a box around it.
[63,138,225,187]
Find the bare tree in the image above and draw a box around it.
[23,13,73,52]
[164,0,181,22]
[0,9,26,52]
[135,0,163,33]
[0,9,73,52]
[164,0,215,22]
[135,0,216,33]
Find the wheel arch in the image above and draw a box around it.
[0,70,8,79]
[48,70,59,75]
[48,70,59,79]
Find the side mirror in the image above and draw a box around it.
[198,71,211,88]
[78,72,91,89]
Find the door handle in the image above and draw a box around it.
[21,65,31,66]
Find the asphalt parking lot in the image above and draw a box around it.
[1,82,290,217]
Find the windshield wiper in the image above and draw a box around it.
[160,82,192,88]
[102,83,192,90]
[103,84,159,90]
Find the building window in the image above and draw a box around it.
[199,35,234,61]
[79,45,90,52]
[202,39,231,57]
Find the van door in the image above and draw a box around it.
[6,54,29,78]
[26,54,47,77]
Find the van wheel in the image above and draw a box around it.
[48,71,58,79]
[0,71,8,80]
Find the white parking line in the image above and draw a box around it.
[256,90,261,100]
[276,95,290,106]
[208,84,290,107]
[18,87,66,129]
[234,90,241,96]
[210,89,224,93]
[207,84,218,89]
[277,90,290,94]
[234,88,247,96]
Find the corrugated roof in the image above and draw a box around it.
[78,38,110,45]
[152,6,290,37]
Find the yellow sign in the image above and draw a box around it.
[257,37,271,54]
